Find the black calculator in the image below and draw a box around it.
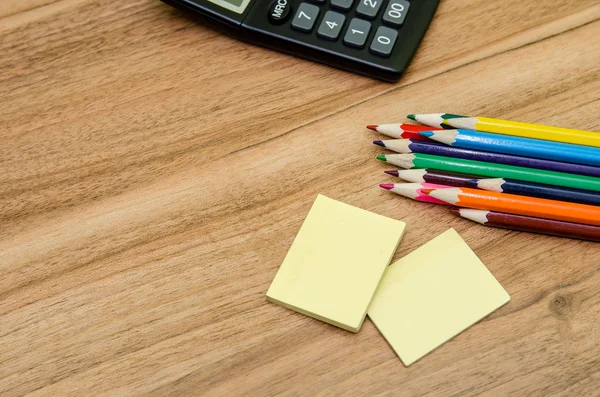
[161,0,439,81]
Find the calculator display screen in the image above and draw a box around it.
[207,0,251,14]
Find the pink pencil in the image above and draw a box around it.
[380,183,453,205]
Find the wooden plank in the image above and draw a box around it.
[0,0,58,19]
[0,0,599,395]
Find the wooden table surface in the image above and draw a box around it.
[2,0,600,395]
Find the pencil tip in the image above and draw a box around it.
[366,125,378,131]
[380,184,394,190]
[420,188,434,194]
[449,208,460,215]
[377,155,387,162]
[407,114,416,121]
[419,131,434,137]
[373,140,385,147]
[384,170,399,176]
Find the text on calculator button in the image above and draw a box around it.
[370,26,398,57]
[356,0,383,19]
[383,0,410,27]
[291,3,320,32]
[343,18,371,48]
[317,11,346,40]
[268,0,293,24]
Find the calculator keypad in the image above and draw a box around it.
[343,18,371,48]
[356,0,383,20]
[291,3,320,32]
[317,11,346,40]
[283,0,410,58]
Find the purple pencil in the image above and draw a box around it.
[374,139,600,178]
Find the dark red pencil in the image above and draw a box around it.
[452,208,600,242]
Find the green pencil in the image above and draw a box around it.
[376,153,600,192]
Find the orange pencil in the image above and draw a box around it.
[423,187,600,226]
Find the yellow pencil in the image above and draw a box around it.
[408,113,600,147]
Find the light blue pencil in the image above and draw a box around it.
[420,129,600,167]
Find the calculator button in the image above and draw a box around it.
[370,26,398,57]
[343,18,371,48]
[317,11,346,40]
[268,0,293,24]
[356,0,383,20]
[291,3,320,33]
[330,0,354,11]
[383,0,410,27]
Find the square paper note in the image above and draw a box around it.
[267,194,406,332]
[368,228,510,366]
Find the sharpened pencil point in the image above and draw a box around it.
[377,155,387,162]
[373,140,385,147]
[420,188,434,194]
[407,114,416,121]
[449,208,460,215]
[380,184,394,190]
[366,125,378,131]
[419,131,434,137]
[384,170,399,177]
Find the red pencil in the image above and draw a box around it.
[366,123,442,140]
[380,182,452,205]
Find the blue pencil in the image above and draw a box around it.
[470,178,600,206]
[373,139,600,178]
[420,129,600,167]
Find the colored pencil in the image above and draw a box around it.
[380,183,451,205]
[366,123,441,140]
[384,169,478,187]
[376,153,600,192]
[424,187,600,226]
[453,208,600,242]
[471,178,600,207]
[420,129,600,167]
[374,139,600,177]
[408,113,600,147]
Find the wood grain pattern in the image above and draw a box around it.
[1,0,599,395]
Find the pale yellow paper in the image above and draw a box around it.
[267,194,406,332]
[368,228,510,366]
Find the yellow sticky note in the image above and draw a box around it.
[368,228,510,366]
[267,194,406,332]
